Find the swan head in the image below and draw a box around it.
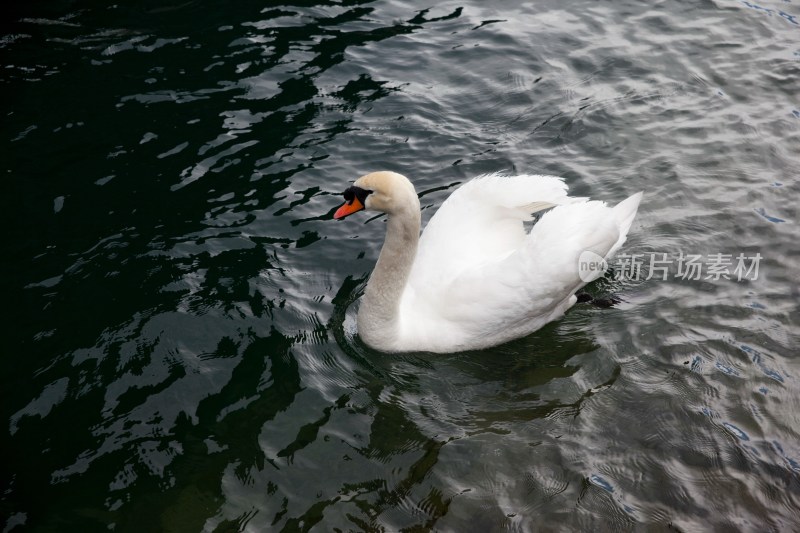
[334,171,418,219]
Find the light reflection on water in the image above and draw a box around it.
[2,0,800,530]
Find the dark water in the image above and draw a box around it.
[3,0,800,531]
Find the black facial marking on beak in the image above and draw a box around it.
[343,186,372,206]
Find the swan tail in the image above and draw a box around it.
[606,191,643,259]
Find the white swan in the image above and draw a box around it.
[334,171,642,353]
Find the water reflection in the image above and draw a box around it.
[4,0,800,530]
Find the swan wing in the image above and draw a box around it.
[403,193,642,349]
[408,173,585,292]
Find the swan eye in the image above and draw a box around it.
[343,186,372,205]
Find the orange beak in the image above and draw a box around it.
[334,197,365,219]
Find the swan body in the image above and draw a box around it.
[334,171,642,353]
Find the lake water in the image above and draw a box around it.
[2,0,799,531]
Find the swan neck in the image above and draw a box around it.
[359,206,420,347]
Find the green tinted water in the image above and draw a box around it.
[3,0,799,531]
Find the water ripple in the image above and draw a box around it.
[3,0,800,530]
